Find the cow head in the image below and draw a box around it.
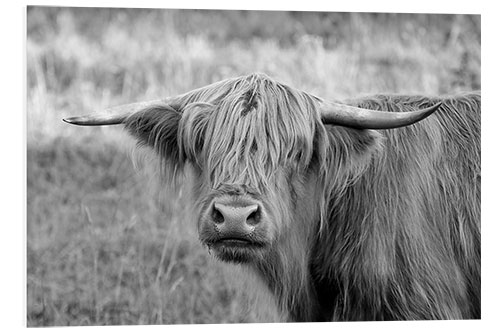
[64,73,440,265]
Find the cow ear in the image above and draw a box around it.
[326,126,383,178]
[123,104,182,164]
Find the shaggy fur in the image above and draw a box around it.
[123,73,480,321]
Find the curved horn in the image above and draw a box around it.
[319,100,442,129]
[63,99,166,126]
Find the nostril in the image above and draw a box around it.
[211,204,225,224]
[246,206,261,226]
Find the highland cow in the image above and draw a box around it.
[64,73,481,321]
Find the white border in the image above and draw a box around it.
[6,1,498,332]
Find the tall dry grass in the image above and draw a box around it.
[27,7,480,326]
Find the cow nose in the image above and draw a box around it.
[212,203,261,227]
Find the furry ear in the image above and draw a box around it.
[123,104,183,164]
[325,125,383,182]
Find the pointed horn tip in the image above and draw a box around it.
[431,101,442,112]
[62,117,77,125]
[419,101,442,118]
[62,117,83,125]
[426,101,442,112]
[62,116,99,126]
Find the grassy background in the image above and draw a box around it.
[27,7,480,326]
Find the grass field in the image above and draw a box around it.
[26,7,480,326]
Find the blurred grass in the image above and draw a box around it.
[26,7,480,326]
